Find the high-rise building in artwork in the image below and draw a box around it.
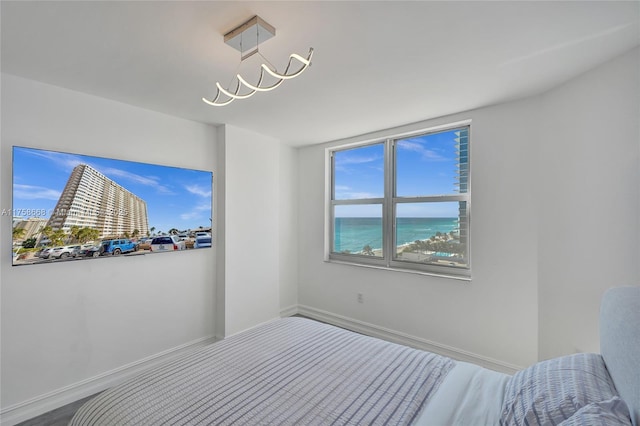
[47,164,149,239]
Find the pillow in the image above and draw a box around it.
[558,397,632,426]
[500,353,619,426]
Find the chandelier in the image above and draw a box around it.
[202,16,314,107]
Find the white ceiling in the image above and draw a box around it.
[1,1,639,146]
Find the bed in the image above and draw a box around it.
[71,286,639,425]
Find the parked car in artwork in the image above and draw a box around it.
[50,245,82,259]
[75,244,101,258]
[194,235,212,249]
[99,239,138,256]
[38,247,55,259]
[149,235,186,253]
[136,238,154,250]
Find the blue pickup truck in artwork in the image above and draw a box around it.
[99,238,138,256]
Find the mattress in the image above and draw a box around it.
[71,317,458,425]
[69,287,640,426]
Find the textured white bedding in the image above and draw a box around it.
[68,287,639,426]
[413,361,510,426]
[71,317,455,425]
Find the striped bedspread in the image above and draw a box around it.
[71,317,455,425]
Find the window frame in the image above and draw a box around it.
[326,123,471,279]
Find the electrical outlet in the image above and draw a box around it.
[357,293,364,303]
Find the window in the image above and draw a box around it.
[328,124,470,277]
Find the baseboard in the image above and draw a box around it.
[297,304,523,375]
[0,334,217,426]
[223,316,284,339]
[280,304,298,318]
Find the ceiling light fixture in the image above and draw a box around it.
[202,15,314,107]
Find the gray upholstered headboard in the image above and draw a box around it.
[600,286,640,426]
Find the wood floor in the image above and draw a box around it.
[15,393,100,426]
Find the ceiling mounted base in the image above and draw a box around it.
[224,16,275,60]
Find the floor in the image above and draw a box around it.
[15,393,100,426]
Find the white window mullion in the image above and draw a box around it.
[332,198,384,206]
[384,139,395,266]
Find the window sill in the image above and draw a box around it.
[324,258,471,282]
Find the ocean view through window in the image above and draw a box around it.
[328,124,470,277]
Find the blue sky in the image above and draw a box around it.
[12,147,213,233]
[334,129,463,218]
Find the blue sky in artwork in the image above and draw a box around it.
[334,129,462,217]
[12,147,213,233]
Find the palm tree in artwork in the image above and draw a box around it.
[12,227,26,241]
[70,226,82,242]
[77,227,99,243]
[49,229,67,246]
[39,226,53,245]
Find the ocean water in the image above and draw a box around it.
[334,217,459,253]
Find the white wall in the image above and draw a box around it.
[296,47,640,370]
[297,99,541,371]
[538,47,640,359]
[214,126,227,340]
[219,125,298,337]
[278,145,299,314]
[0,75,217,415]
